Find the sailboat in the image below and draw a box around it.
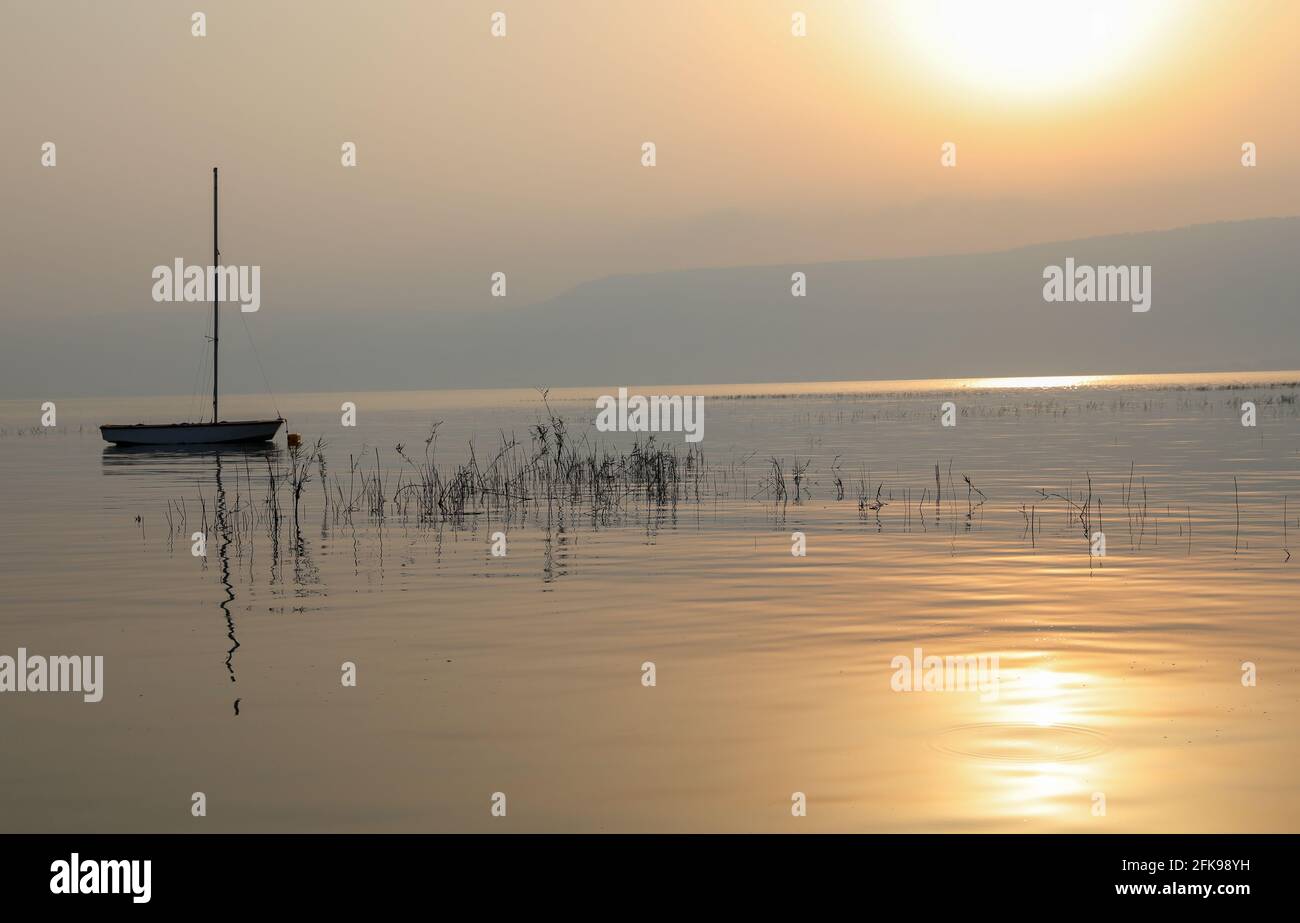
[101,168,284,446]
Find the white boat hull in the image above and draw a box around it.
[100,419,284,446]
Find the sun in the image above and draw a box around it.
[887,0,1178,100]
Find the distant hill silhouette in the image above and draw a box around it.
[5,217,1298,398]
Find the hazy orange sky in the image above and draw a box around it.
[1,0,1297,322]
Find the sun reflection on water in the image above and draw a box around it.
[963,375,1105,390]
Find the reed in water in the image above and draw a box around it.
[146,404,1292,572]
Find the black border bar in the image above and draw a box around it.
[0,834,1286,908]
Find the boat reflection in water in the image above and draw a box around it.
[103,444,286,716]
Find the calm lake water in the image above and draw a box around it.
[1,372,1298,832]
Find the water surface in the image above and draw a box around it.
[1,372,1298,832]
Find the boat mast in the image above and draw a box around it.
[212,167,220,423]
